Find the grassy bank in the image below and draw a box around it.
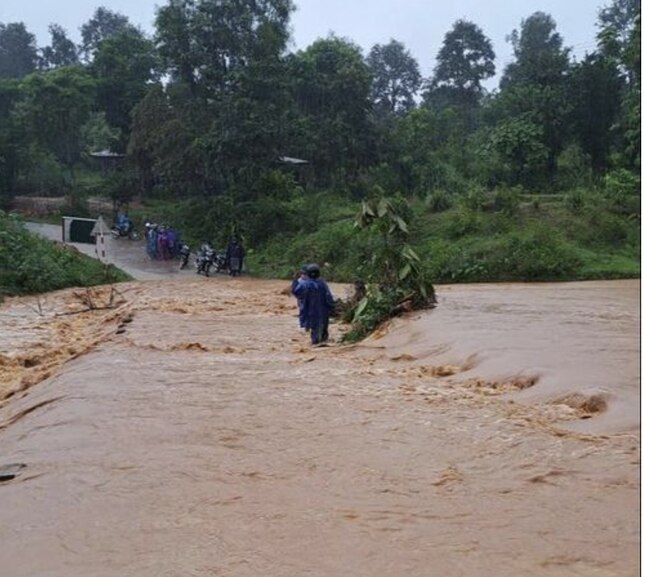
[11,185,640,288]
[0,211,131,301]
[118,189,640,284]
[245,193,640,284]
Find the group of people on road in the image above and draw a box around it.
[291,263,335,346]
[145,222,184,261]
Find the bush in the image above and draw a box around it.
[442,206,483,239]
[564,188,587,214]
[459,183,488,211]
[492,186,521,216]
[426,224,580,282]
[603,168,640,199]
[425,189,453,213]
[249,219,359,281]
[556,144,592,190]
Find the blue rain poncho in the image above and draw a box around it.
[293,277,335,344]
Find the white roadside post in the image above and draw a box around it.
[90,216,112,264]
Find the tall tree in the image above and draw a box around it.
[133,0,296,196]
[597,0,640,75]
[16,67,96,181]
[39,24,79,69]
[567,54,623,174]
[501,12,570,89]
[426,19,495,108]
[91,28,159,150]
[128,85,172,195]
[496,12,572,184]
[597,0,640,170]
[0,22,38,78]
[0,79,25,206]
[289,36,374,186]
[155,0,293,96]
[367,39,421,115]
[80,7,137,61]
[155,0,199,90]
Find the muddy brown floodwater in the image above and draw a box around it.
[0,262,640,577]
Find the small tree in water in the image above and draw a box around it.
[343,192,436,342]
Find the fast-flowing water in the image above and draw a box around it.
[0,275,639,577]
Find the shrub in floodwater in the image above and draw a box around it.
[342,193,436,342]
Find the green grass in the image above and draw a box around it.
[573,248,641,279]
[0,211,131,301]
[248,195,640,284]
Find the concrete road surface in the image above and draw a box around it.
[25,221,193,281]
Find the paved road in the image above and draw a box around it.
[25,222,192,281]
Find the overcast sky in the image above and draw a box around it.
[0,0,607,89]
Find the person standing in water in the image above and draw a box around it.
[293,263,335,345]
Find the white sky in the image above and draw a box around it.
[0,0,606,89]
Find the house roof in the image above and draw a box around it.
[278,156,309,165]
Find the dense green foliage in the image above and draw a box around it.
[0,1,638,202]
[0,211,130,299]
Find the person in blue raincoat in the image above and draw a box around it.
[293,263,335,345]
[116,211,132,235]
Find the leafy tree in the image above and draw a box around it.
[155,0,294,96]
[501,12,571,89]
[129,83,217,197]
[496,12,572,183]
[597,0,640,170]
[16,67,96,183]
[150,0,295,194]
[621,12,640,169]
[0,22,38,78]
[367,39,421,115]
[395,106,472,193]
[425,19,495,109]
[80,7,137,61]
[91,28,159,150]
[484,114,548,187]
[0,79,25,206]
[288,36,374,186]
[155,0,200,90]
[39,24,79,69]
[597,0,640,78]
[567,54,623,174]
[80,111,121,154]
[128,85,173,195]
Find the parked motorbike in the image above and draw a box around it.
[179,243,191,270]
[111,222,139,240]
[212,250,227,273]
[195,244,215,276]
[195,244,227,277]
